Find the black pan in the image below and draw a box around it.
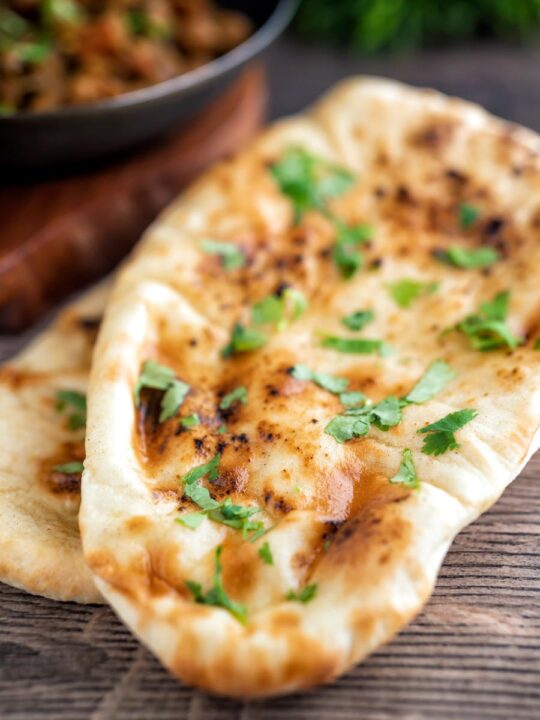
[0,0,297,172]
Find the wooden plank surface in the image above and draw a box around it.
[2,40,540,720]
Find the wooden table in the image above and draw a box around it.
[1,40,540,720]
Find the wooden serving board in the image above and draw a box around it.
[0,67,266,333]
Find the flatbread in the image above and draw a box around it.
[0,286,107,603]
[81,78,540,697]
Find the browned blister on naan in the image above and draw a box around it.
[80,78,540,696]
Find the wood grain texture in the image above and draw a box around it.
[2,40,540,720]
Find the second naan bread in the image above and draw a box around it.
[0,287,107,603]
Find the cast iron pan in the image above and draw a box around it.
[0,0,297,172]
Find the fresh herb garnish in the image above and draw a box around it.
[285,584,318,603]
[386,279,439,308]
[208,499,263,539]
[53,461,84,474]
[459,203,480,228]
[180,457,263,538]
[332,221,373,279]
[290,363,349,394]
[200,239,245,270]
[270,147,355,222]
[454,291,521,351]
[258,542,274,565]
[220,386,248,410]
[185,546,248,624]
[339,390,367,406]
[321,335,390,356]
[252,287,307,329]
[435,245,500,269]
[182,453,221,485]
[55,389,87,430]
[342,308,374,331]
[221,323,267,358]
[325,395,401,442]
[534,339,540,350]
[418,408,478,455]
[403,360,456,405]
[325,360,455,444]
[369,396,402,430]
[42,0,83,25]
[134,360,190,422]
[180,414,200,428]
[252,295,283,325]
[389,449,418,489]
[184,481,220,511]
[15,40,52,64]
[0,7,28,38]
[177,512,207,530]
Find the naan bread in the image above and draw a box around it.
[0,286,107,603]
[81,78,540,697]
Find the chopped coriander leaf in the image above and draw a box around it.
[185,546,248,624]
[459,203,480,229]
[217,424,227,434]
[285,584,318,603]
[386,279,439,308]
[325,395,400,443]
[208,499,263,539]
[134,359,174,402]
[325,413,371,442]
[339,390,368,406]
[258,542,274,565]
[183,481,220,511]
[220,386,248,410]
[16,40,52,64]
[418,408,478,456]
[42,0,83,25]
[270,147,355,222]
[534,339,540,350]
[435,245,500,269]
[134,360,189,422]
[160,380,190,423]
[389,449,419,490]
[342,308,374,331]
[369,396,402,430]
[290,363,349,394]
[332,221,373,279]
[0,7,28,38]
[53,461,84,474]
[176,512,206,530]
[180,413,200,428]
[455,291,521,351]
[332,240,362,279]
[221,324,267,358]
[403,360,456,405]
[185,580,204,603]
[252,288,307,330]
[200,239,245,271]
[252,295,283,325]
[321,335,390,356]
[283,287,308,322]
[182,453,220,485]
[55,389,87,430]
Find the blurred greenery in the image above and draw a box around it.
[295,0,540,53]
